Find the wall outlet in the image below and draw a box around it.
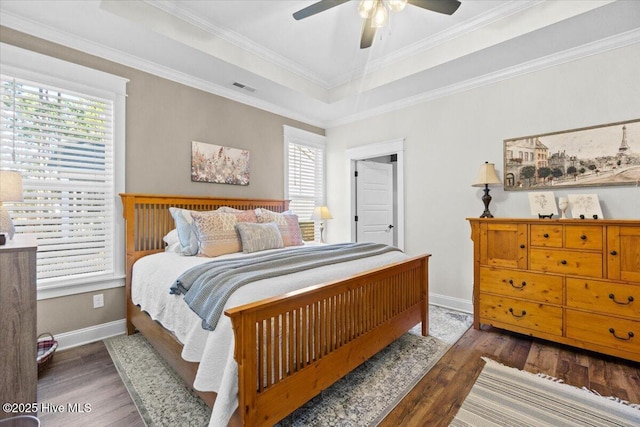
[93,293,104,308]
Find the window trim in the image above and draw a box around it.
[283,125,326,239]
[1,43,128,300]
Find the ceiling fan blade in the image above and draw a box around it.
[293,0,350,20]
[360,17,376,49]
[408,0,461,15]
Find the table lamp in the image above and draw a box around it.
[311,206,333,243]
[472,162,501,218]
[0,170,23,244]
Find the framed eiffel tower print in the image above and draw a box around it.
[503,119,640,190]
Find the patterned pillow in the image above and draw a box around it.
[190,211,242,257]
[236,222,284,253]
[254,209,304,247]
[169,207,256,256]
[217,206,260,225]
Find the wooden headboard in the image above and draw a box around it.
[119,193,291,314]
[120,193,289,261]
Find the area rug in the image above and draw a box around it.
[450,357,640,427]
[105,305,472,427]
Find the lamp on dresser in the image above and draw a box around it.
[311,206,333,243]
[472,161,501,218]
[0,170,23,244]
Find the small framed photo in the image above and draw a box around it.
[528,192,558,217]
[568,194,604,219]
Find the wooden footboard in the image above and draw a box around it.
[226,254,429,425]
[120,193,430,426]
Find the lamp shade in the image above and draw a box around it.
[472,162,501,187]
[0,170,23,202]
[311,206,333,220]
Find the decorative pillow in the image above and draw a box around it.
[165,241,182,253]
[169,207,200,256]
[217,206,243,213]
[236,222,284,253]
[163,229,179,246]
[218,206,259,221]
[190,211,242,257]
[254,209,304,247]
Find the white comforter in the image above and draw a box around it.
[131,245,408,426]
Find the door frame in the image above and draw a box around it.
[346,138,405,251]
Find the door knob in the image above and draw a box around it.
[388,224,394,229]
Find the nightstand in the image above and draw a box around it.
[0,236,37,419]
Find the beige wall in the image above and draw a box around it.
[37,288,125,336]
[0,26,324,336]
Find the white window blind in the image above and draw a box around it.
[284,126,326,240]
[0,76,114,284]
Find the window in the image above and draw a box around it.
[0,43,127,298]
[283,126,326,240]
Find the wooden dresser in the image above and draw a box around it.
[468,218,639,362]
[0,236,37,419]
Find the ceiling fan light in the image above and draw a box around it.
[371,3,388,28]
[384,0,407,13]
[358,0,376,18]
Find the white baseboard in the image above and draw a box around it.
[429,293,473,314]
[52,297,470,350]
[53,319,127,351]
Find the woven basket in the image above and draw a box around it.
[37,332,58,375]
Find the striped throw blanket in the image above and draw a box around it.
[170,242,400,331]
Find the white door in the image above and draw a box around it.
[356,161,394,246]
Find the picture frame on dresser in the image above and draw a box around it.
[528,191,558,217]
[568,193,604,219]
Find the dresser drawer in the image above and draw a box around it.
[480,267,562,304]
[565,225,603,250]
[530,225,562,248]
[566,278,640,318]
[529,248,602,278]
[478,294,562,336]
[566,309,639,355]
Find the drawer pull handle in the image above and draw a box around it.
[520,244,526,249]
[561,260,567,265]
[610,250,618,256]
[508,279,527,289]
[608,328,634,341]
[543,233,549,238]
[609,294,634,305]
[580,235,587,240]
[508,308,526,318]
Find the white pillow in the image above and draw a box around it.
[163,229,179,246]
[164,241,181,253]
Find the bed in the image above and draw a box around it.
[120,193,431,426]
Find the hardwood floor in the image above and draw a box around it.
[36,326,639,426]
[37,341,144,427]
[381,326,640,427]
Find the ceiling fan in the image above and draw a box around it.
[293,0,462,49]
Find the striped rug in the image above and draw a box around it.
[450,358,640,427]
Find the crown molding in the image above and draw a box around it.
[327,28,640,128]
[145,0,331,89]
[0,11,326,128]
[2,8,637,130]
